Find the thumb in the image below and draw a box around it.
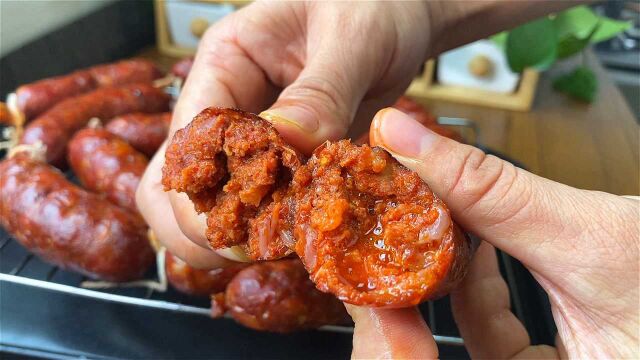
[369,108,586,267]
[346,304,438,359]
[261,54,369,155]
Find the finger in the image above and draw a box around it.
[167,10,279,252]
[369,108,582,267]
[346,305,438,359]
[450,242,533,359]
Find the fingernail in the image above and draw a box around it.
[371,108,437,158]
[260,107,319,134]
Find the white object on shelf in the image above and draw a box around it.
[165,1,235,48]
[438,40,520,94]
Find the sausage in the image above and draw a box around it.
[15,59,162,120]
[221,259,349,332]
[67,128,149,213]
[0,153,154,281]
[165,251,248,297]
[162,108,303,261]
[0,102,12,126]
[290,140,476,307]
[355,96,463,144]
[171,57,194,79]
[105,112,172,157]
[20,83,170,167]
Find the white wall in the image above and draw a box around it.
[0,0,115,56]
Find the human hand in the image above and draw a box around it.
[137,1,435,265]
[345,108,639,359]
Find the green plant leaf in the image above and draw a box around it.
[552,66,598,102]
[556,22,600,59]
[491,32,508,49]
[553,5,630,44]
[591,17,631,43]
[506,17,557,72]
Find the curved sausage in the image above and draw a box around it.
[20,83,170,167]
[105,112,171,157]
[15,59,162,120]
[290,140,476,307]
[222,259,349,332]
[67,128,149,213]
[165,251,248,297]
[171,57,194,79]
[355,96,463,144]
[0,153,154,281]
[162,108,303,261]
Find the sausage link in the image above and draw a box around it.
[162,108,304,261]
[20,83,170,167]
[15,59,162,120]
[105,112,171,157]
[291,140,476,307]
[68,128,149,213]
[171,57,194,79]
[0,102,13,126]
[222,259,349,332]
[165,251,248,297]
[0,154,154,281]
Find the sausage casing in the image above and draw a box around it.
[105,112,171,157]
[68,128,149,213]
[170,57,194,79]
[20,83,170,167]
[223,259,348,332]
[15,59,162,120]
[0,154,154,281]
[290,140,476,307]
[165,251,248,297]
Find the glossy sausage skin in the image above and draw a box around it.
[165,252,248,297]
[20,83,170,167]
[290,140,476,307]
[15,59,162,120]
[105,112,171,157]
[223,259,349,333]
[171,57,194,79]
[356,96,463,144]
[0,154,154,281]
[68,128,149,213]
[162,108,303,261]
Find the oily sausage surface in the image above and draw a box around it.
[223,259,348,332]
[0,154,154,281]
[68,128,149,213]
[105,112,171,157]
[15,59,162,120]
[290,140,476,307]
[162,108,303,261]
[20,83,170,167]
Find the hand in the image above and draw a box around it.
[137,1,435,265]
[345,108,639,359]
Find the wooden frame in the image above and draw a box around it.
[407,60,539,111]
[154,0,249,57]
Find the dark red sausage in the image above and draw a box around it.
[171,57,194,79]
[165,251,248,297]
[15,59,162,120]
[105,112,172,157]
[222,259,349,333]
[20,83,170,167]
[67,128,149,213]
[0,153,154,281]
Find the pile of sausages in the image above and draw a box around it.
[0,56,474,332]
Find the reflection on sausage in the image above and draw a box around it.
[221,259,349,332]
[105,112,172,157]
[0,153,154,281]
